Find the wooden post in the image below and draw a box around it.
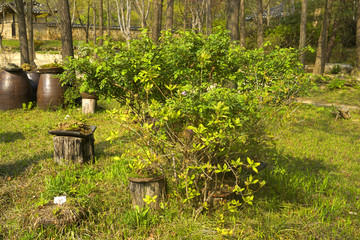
[128,176,166,210]
[53,134,95,164]
[82,98,96,114]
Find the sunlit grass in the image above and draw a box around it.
[1,88,360,239]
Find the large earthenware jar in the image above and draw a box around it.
[37,67,65,110]
[0,68,32,111]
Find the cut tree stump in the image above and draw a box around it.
[82,98,97,114]
[53,134,95,164]
[81,93,98,115]
[128,176,166,210]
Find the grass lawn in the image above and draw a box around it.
[0,82,360,239]
[1,39,81,52]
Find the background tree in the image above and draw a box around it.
[98,0,104,45]
[299,0,308,68]
[356,0,360,77]
[58,0,74,59]
[256,0,264,48]
[151,0,163,43]
[0,9,5,49]
[313,0,331,75]
[26,0,36,68]
[205,0,212,35]
[239,0,246,47]
[227,0,240,41]
[115,0,132,41]
[165,0,174,30]
[107,0,111,36]
[15,0,29,64]
[134,0,151,28]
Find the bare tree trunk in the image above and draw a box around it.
[15,0,30,65]
[256,0,264,48]
[165,0,174,30]
[239,0,246,47]
[86,5,90,42]
[267,2,270,26]
[152,0,163,43]
[227,0,240,41]
[325,19,339,63]
[0,11,4,49]
[356,0,360,76]
[107,0,111,36]
[71,0,76,24]
[184,0,187,30]
[134,0,151,28]
[313,0,330,75]
[58,0,74,60]
[26,0,36,68]
[299,0,308,68]
[93,6,97,44]
[206,0,212,35]
[115,0,132,41]
[99,0,104,45]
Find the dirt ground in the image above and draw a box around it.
[0,51,61,68]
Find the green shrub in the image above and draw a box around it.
[63,29,308,213]
[330,65,341,74]
[327,78,346,90]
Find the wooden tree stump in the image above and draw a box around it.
[128,176,166,210]
[82,98,97,114]
[53,134,95,164]
[81,93,98,115]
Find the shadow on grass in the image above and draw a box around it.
[95,135,135,158]
[0,131,25,143]
[0,151,52,178]
[257,149,338,206]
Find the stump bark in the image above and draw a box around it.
[53,135,95,164]
[128,176,166,210]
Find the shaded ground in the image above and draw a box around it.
[296,98,360,110]
[0,52,61,67]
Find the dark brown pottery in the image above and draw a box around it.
[0,69,32,111]
[37,68,66,110]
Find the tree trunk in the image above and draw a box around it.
[165,0,174,30]
[0,11,5,49]
[93,6,97,45]
[299,0,308,68]
[107,0,111,36]
[184,0,187,30]
[206,0,212,35]
[86,5,90,42]
[15,0,30,65]
[227,0,240,41]
[313,0,330,75]
[26,0,36,68]
[239,0,246,48]
[152,0,163,43]
[356,0,360,76]
[256,0,264,48]
[325,19,339,63]
[57,0,74,60]
[99,0,104,45]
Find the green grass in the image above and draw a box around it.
[1,86,360,239]
[300,75,360,107]
[2,39,62,52]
